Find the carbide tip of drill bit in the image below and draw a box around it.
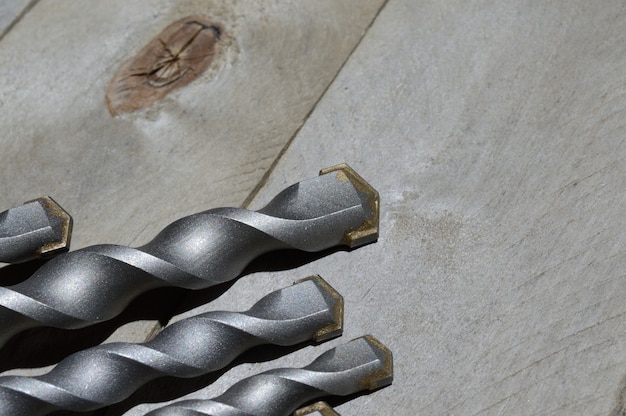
[0,276,344,415]
[30,196,73,258]
[295,275,343,342]
[145,335,393,416]
[0,196,73,264]
[294,401,340,416]
[319,163,379,248]
[358,335,394,391]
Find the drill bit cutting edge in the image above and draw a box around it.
[0,196,72,264]
[0,163,378,347]
[0,275,343,416]
[294,401,340,416]
[144,335,393,416]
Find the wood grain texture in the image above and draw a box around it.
[131,1,626,415]
[0,0,384,381]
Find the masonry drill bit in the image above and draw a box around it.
[0,196,72,264]
[145,335,393,416]
[0,163,378,347]
[0,275,343,416]
[294,402,340,416]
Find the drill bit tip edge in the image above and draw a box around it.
[0,196,72,264]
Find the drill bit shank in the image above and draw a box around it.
[0,276,343,416]
[0,164,378,346]
[145,335,393,416]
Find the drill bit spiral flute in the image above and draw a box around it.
[0,164,379,347]
[0,276,344,416]
[145,335,393,416]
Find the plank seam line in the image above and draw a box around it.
[0,0,40,43]
[241,0,392,209]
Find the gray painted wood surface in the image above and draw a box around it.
[0,0,34,40]
[133,1,626,415]
[3,0,626,415]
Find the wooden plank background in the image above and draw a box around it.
[3,1,626,415]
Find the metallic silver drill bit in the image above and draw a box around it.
[0,196,72,264]
[145,335,393,416]
[294,402,340,416]
[0,275,343,416]
[0,163,378,347]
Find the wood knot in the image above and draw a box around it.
[106,16,223,116]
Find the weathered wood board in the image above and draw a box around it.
[4,0,626,415]
[132,0,626,415]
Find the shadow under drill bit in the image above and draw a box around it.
[172,245,350,316]
[0,245,350,372]
[0,259,50,286]
[0,283,194,371]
